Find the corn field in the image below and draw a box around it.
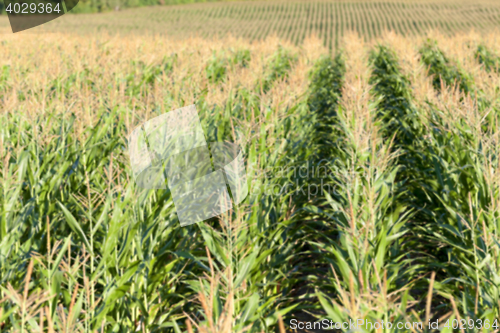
[2,26,500,332]
[2,0,500,50]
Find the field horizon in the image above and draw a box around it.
[1,0,500,49]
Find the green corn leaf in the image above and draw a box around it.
[57,201,92,255]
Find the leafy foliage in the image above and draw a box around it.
[419,39,474,94]
[257,46,297,94]
[476,44,500,73]
[205,53,227,84]
[2,29,500,333]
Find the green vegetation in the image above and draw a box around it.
[205,53,227,84]
[306,53,344,158]
[476,44,500,73]
[0,37,325,332]
[257,46,296,93]
[2,4,500,331]
[419,39,474,94]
